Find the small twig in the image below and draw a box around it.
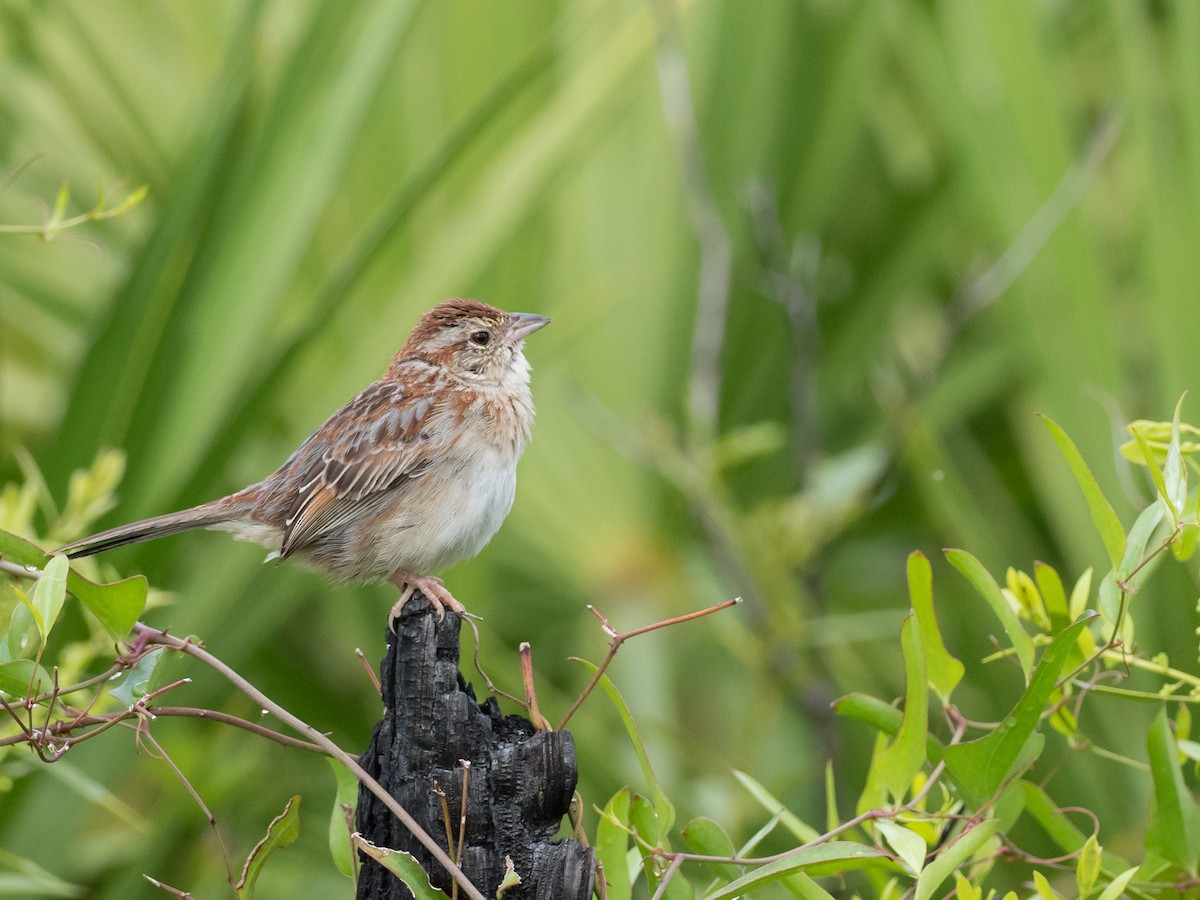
[569,792,589,847]
[0,557,42,579]
[0,182,149,237]
[355,647,382,696]
[142,874,196,898]
[649,855,685,900]
[558,598,741,729]
[1114,529,1177,592]
[36,677,70,762]
[461,614,525,707]
[520,643,550,731]
[138,728,236,884]
[435,781,456,860]
[27,662,124,704]
[0,692,34,742]
[343,803,360,885]
[593,858,609,900]
[453,760,472,900]
[0,705,326,754]
[150,707,326,753]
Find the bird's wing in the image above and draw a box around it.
[277,380,440,559]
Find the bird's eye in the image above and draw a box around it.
[469,331,490,346]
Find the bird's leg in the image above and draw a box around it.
[388,570,466,623]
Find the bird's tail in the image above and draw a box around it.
[56,501,251,558]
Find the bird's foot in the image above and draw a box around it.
[388,572,466,627]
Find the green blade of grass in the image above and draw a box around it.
[1039,414,1126,570]
[945,549,1034,682]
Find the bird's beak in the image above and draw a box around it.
[508,312,550,342]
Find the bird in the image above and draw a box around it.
[57,298,549,620]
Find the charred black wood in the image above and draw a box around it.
[356,594,594,899]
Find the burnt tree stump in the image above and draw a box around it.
[356,594,594,899]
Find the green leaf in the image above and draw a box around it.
[993,781,1027,832]
[0,659,52,696]
[1068,568,1093,620]
[327,759,359,879]
[27,555,68,644]
[1040,414,1126,570]
[776,874,836,899]
[630,793,692,899]
[1133,425,1173,522]
[701,842,889,899]
[1117,502,1165,584]
[682,817,740,885]
[732,770,820,842]
[49,181,70,228]
[496,857,521,897]
[873,614,928,801]
[952,872,981,900]
[595,788,632,900]
[1165,395,1189,518]
[831,694,945,763]
[1120,419,1200,466]
[907,552,963,703]
[1075,834,1102,895]
[857,732,891,814]
[581,661,673,831]
[1033,562,1071,633]
[0,528,146,637]
[945,549,1034,681]
[351,835,443,900]
[875,821,926,876]
[944,618,1091,808]
[1096,572,1127,646]
[1145,706,1200,872]
[105,647,164,706]
[2,587,36,662]
[235,795,302,899]
[630,792,661,846]
[1033,871,1062,900]
[913,819,999,900]
[1172,523,1199,561]
[1096,867,1138,900]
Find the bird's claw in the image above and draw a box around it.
[389,574,466,630]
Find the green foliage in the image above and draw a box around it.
[327,758,359,880]
[908,552,964,705]
[0,169,147,241]
[350,835,444,900]
[578,406,1200,896]
[8,1,1200,896]
[1144,708,1200,874]
[235,796,303,900]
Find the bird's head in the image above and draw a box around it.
[397,299,550,385]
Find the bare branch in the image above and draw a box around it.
[132,623,487,900]
[558,598,741,729]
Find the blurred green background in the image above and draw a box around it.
[2,0,1198,895]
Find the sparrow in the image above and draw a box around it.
[57,299,549,619]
